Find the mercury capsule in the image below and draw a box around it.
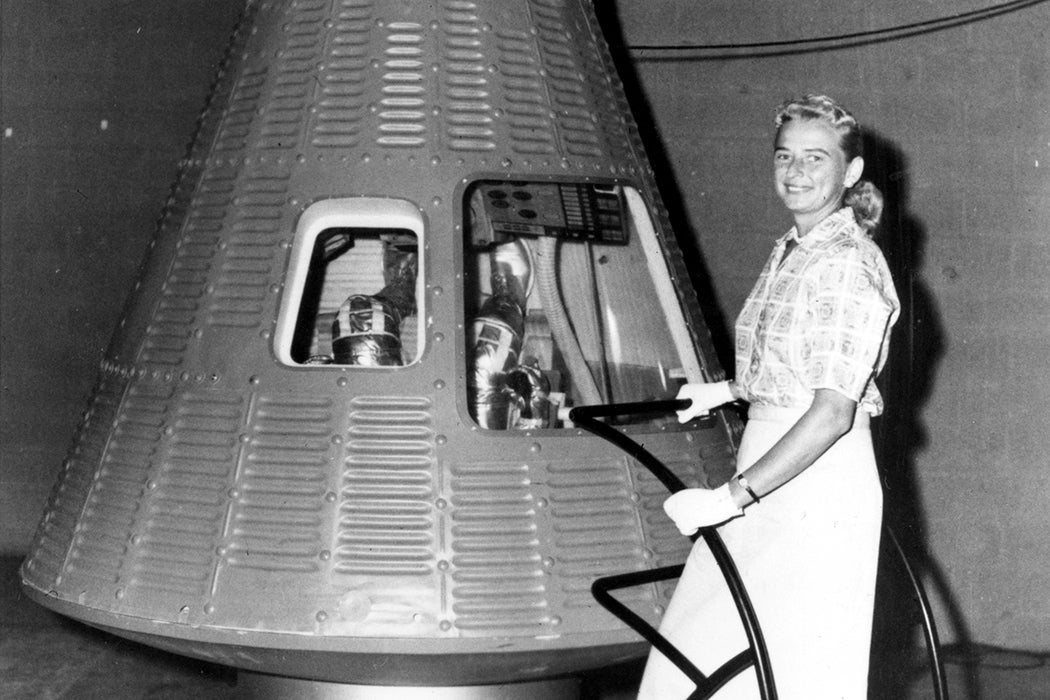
[21,0,739,695]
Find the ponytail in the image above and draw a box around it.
[844,179,883,234]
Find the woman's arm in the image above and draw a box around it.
[726,388,857,508]
[663,388,859,534]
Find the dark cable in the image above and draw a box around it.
[619,0,1047,56]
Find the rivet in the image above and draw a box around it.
[435,434,447,445]
[439,620,452,631]
[529,442,541,453]
[433,379,445,390]
[316,610,328,622]
[319,550,331,561]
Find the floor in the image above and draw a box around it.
[3,556,1048,699]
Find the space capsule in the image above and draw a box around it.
[21,0,740,693]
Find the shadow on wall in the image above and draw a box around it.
[864,131,977,699]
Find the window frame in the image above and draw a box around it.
[274,197,426,368]
[457,178,706,431]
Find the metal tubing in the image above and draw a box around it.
[886,526,949,700]
[570,401,777,700]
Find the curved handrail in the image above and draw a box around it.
[570,400,777,700]
[571,399,948,700]
[885,525,949,700]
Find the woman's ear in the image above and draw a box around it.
[844,156,864,188]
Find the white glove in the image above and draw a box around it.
[675,380,735,423]
[663,485,743,536]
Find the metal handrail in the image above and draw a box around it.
[570,399,777,700]
[571,398,948,700]
[885,525,949,700]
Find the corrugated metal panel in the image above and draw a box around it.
[449,459,548,631]
[336,395,437,577]
[444,5,495,153]
[131,390,240,596]
[221,395,332,573]
[311,1,373,149]
[68,383,172,586]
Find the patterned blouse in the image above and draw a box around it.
[733,208,899,416]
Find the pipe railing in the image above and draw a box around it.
[571,398,949,700]
[570,399,777,700]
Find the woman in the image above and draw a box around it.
[638,95,899,699]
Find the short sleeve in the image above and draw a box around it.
[802,246,896,402]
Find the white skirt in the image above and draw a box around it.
[638,406,883,700]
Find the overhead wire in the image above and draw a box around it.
[617,0,1048,58]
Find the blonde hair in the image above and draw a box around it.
[775,95,883,233]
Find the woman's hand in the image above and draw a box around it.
[675,380,735,423]
[663,485,743,535]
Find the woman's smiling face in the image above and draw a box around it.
[773,119,863,234]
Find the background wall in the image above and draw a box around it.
[1,1,244,549]
[2,0,1048,657]
[606,0,1050,655]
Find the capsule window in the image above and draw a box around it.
[461,181,703,430]
[275,198,424,367]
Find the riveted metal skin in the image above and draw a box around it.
[21,0,739,687]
